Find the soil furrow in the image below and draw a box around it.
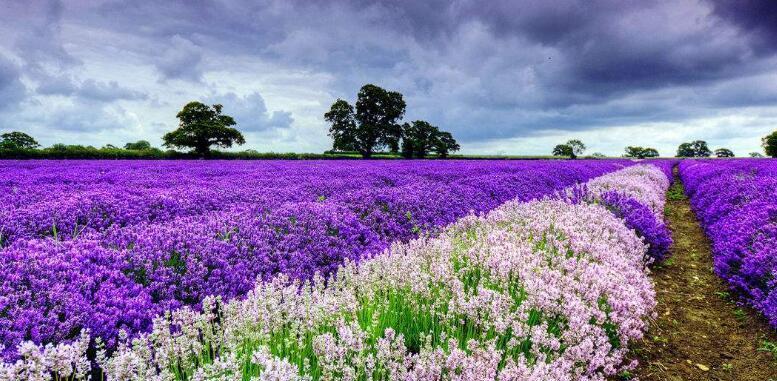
[629,170,777,381]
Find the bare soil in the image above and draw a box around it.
[627,173,777,381]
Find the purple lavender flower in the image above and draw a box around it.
[599,190,673,262]
[680,159,777,327]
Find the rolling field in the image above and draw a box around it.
[2,159,776,380]
[0,160,633,360]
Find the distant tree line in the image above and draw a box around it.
[2,86,463,160]
[325,84,460,158]
[624,146,659,159]
[3,94,777,160]
[674,140,736,158]
[546,132,777,159]
[0,139,381,160]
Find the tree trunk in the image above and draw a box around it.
[196,142,211,159]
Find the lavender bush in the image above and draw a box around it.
[558,164,673,263]
[680,159,777,327]
[600,191,672,262]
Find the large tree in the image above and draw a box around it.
[714,148,735,158]
[552,144,573,158]
[624,146,659,159]
[324,100,358,152]
[676,140,711,157]
[552,139,586,159]
[400,120,460,158]
[0,131,39,150]
[763,130,777,158]
[325,84,406,158]
[163,102,245,157]
[434,131,460,158]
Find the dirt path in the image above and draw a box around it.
[629,172,777,381]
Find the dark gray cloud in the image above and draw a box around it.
[49,102,135,132]
[0,0,776,152]
[11,0,81,75]
[710,0,777,54]
[77,80,148,101]
[153,35,205,82]
[37,76,147,101]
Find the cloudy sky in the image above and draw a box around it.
[1,0,776,156]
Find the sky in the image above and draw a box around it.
[1,0,776,156]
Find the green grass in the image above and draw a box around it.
[733,308,747,321]
[759,339,777,362]
[714,291,731,301]
[666,182,686,201]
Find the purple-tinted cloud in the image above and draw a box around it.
[710,0,777,54]
[37,76,147,101]
[153,35,205,82]
[0,0,775,152]
[0,54,27,110]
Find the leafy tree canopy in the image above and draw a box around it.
[400,120,460,158]
[552,144,573,158]
[552,139,586,159]
[434,131,460,158]
[763,130,777,158]
[325,84,406,158]
[0,131,39,150]
[714,148,735,158]
[163,102,245,157]
[676,140,711,157]
[124,140,152,150]
[624,146,659,159]
[750,152,765,158]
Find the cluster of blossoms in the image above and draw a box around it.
[0,163,671,380]
[559,164,674,262]
[0,160,631,359]
[680,159,777,327]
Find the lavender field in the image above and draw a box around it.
[7,1,777,378]
[8,158,777,380]
[0,159,684,380]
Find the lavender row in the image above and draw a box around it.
[680,159,777,327]
[0,160,629,246]
[1,164,672,381]
[0,160,633,360]
[563,164,673,263]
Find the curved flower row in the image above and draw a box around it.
[585,165,670,217]
[680,159,777,327]
[1,164,670,381]
[0,160,631,359]
[560,164,673,262]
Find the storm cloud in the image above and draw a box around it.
[0,0,776,155]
